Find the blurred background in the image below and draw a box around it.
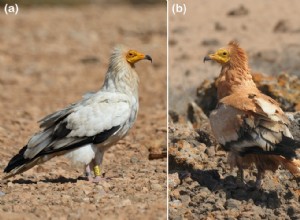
[169,0,300,114]
[1,0,162,6]
[0,1,166,220]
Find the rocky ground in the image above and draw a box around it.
[169,77,300,219]
[169,1,300,219]
[169,99,300,220]
[0,3,166,220]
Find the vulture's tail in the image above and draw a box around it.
[278,157,300,180]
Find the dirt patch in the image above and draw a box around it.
[0,4,166,220]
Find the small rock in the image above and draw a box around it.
[169,199,182,208]
[205,195,216,204]
[187,181,199,190]
[274,20,291,33]
[80,56,100,64]
[252,205,265,216]
[213,200,225,211]
[201,39,219,46]
[204,146,215,157]
[202,203,213,211]
[180,195,191,205]
[82,197,90,203]
[61,194,71,203]
[142,187,148,193]
[72,197,83,203]
[225,198,241,209]
[171,188,181,199]
[151,183,163,191]
[92,193,102,203]
[121,199,132,207]
[169,39,177,46]
[227,5,249,16]
[130,156,139,163]
[215,22,226,31]
[182,176,193,184]
[169,173,181,189]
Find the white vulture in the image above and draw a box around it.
[3,45,152,182]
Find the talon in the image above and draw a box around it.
[255,171,264,189]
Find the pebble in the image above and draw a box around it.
[130,156,139,163]
[180,195,190,205]
[168,173,180,189]
[169,200,182,209]
[213,201,224,211]
[151,183,163,191]
[204,147,215,157]
[201,39,219,46]
[120,199,132,207]
[171,188,181,199]
[225,199,242,210]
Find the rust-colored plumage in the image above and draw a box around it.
[205,41,300,188]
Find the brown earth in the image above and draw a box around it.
[0,3,167,220]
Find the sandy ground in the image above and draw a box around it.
[0,4,166,220]
[169,0,300,114]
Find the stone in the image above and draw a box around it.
[225,199,242,210]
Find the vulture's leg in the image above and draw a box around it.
[255,170,264,189]
[85,164,92,178]
[91,149,105,183]
[236,168,245,187]
[86,161,96,182]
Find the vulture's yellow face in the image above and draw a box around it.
[204,48,230,64]
[126,50,152,65]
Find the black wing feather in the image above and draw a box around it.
[4,126,120,173]
[224,118,299,159]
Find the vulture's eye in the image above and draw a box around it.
[223,52,227,56]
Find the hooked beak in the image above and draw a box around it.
[145,54,152,63]
[203,55,213,63]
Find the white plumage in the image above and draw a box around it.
[4,45,152,181]
[65,144,97,165]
